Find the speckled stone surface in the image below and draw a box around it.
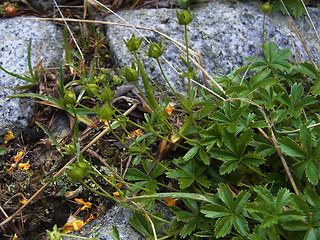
[63,203,144,240]
[104,0,320,94]
[63,202,174,240]
[27,0,68,13]
[0,17,63,138]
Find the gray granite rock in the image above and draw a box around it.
[104,0,320,94]
[26,0,68,14]
[63,202,174,240]
[0,17,63,139]
[63,203,143,240]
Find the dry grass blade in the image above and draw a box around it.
[0,103,138,228]
[24,17,226,99]
[299,0,320,46]
[279,0,317,69]
[223,97,300,195]
[52,0,84,61]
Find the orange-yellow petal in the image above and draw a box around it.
[74,198,86,205]
[12,233,19,240]
[18,197,27,205]
[4,131,15,144]
[18,161,30,171]
[116,182,123,188]
[164,198,176,206]
[6,165,14,175]
[165,105,174,115]
[81,201,92,211]
[113,191,120,197]
[62,220,84,233]
[14,152,23,162]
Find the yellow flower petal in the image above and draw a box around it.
[62,220,84,233]
[113,191,120,197]
[18,161,30,171]
[18,197,27,205]
[165,105,174,115]
[4,131,15,144]
[75,198,92,211]
[74,198,86,205]
[14,152,23,162]
[6,165,14,175]
[12,233,19,240]
[81,201,92,211]
[164,198,176,206]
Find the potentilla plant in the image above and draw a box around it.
[6,2,320,239]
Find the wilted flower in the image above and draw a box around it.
[63,219,84,233]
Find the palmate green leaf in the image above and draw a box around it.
[241,153,265,166]
[304,187,320,208]
[300,124,312,155]
[282,220,309,231]
[275,188,291,212]
[311,79,320,95]
[278,137,306,157]
[282,0,306,18]
[210,148,238,161]
[220,160,239,175]
[183,146,199,161]
[166,159,211,189]
[214,216,233,238]
[180,217,197,238]
[294,159,320,185]
[199,148,210,165]
[277,210,305,223]
[305,159,320,185]
[249,69,279,90]
[125,168,150,181]
[201,204,230,218]
[291,83,303,107]
[238,129,253,156]
[262,42,291,72]
[295,62,319,79]
[233,215,249,236]
[235,191,251,213]
[218,183,235,210]
[223,131,238,154]
[261,215,278,228]
[253,186,274,206]
[167,169,194,189]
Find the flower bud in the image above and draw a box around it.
[66,155,92,182]
[261,2,272,14]
[147,40,165,59]
[101,86,114,103]
[95,103,114,121]
[118,63,139,83]
[83,84,99,97]
[63,144,76,155]
[176,8,194,25]
[124,34,143,52]
[63,90,76,105]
